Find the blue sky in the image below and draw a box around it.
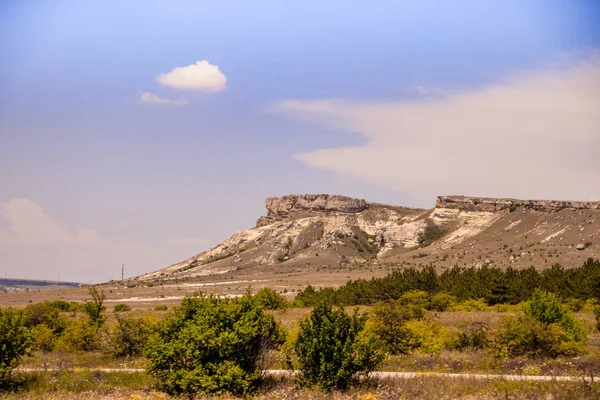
[1,0,599,282]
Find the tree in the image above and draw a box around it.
[494,289,587,358]
[292,302,385,391]
[82,287,106,327]
[368,300,422,355]
[253,287,288,310]
[109,314,156,358]
[145,293,285,397]
[0,308,31,384]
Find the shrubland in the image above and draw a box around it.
[1,258,600,398]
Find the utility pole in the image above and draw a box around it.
[121,263,125,282]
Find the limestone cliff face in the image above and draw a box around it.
[137,193,600,283]
[257,194,368,227]
[436,196,600,212]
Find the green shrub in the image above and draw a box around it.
[493,315,586,358]
[399,291,430,313]
[55,319,102,352]
[113,303,131,312]
[593,307,600,332]
[0,308,31,384]
[404,319,449,355]
[291,302,385,391]
[451,298,488,312]
[145,293,285,397]
[47,300,81,312]
[23,302,67,334]
[368,300,423,355]
[493,290,587,358]
[82,287,106,327]
[30,324,56,353]
[154,305,168,311]
[418,221,446,247]
[109,314,156,358]
[254,287,288,310]
[453,321,490,350]
[430,293,457,311]
[524,289,586,341]
[565,298,585,312]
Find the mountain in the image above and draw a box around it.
[132,194,599,290]
[0,278,80,293]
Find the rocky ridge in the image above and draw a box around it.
[137,194,600,285]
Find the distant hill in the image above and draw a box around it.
[0,278,81,293]
[134,194,599,289]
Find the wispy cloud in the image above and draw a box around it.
[274,55,600,205]
[139,91,189,105]
[156,60,227,92]
[0,199,212,282]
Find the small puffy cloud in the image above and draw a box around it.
[156,60,227,92]
[275,55,600,205]
[0,198,212,282]
[139,92,188,105]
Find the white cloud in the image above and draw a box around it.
[139,92,189,105]
[275,55,600,205]
[0,199,212,282]
[156,60,227,92]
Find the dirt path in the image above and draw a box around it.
[18,368,598,382]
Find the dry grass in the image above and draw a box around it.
[3,373,600,399]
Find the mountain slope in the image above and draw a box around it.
[135,194,600,290]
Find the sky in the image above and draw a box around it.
[0,0,599,283]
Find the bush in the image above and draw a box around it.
[23,302,67,334]
[55,319,102,352]
[594,307,600,332]
[451,298,488,312]
[403,320,449,355]
[493,290,587,358]
[82,287,106,327]
[453,321,490,351]
[0,308,31,384]
[493,315,586,358]
[430,293,457,312]
[524,289,586,341]
[292,302,385,391]
[47,300,81,312]
[113,304,131,312]
[109,314,156,358]
[399,291,430,313]
[30,324,56,353]
[154,305,168,311]
[145,293,285,397]
[368,300,423,355]
[254,287,288,310]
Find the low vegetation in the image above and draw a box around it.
[145,292,285,396]
[2,259,600,399]
[290,302,384,390]
[293,258,600,306]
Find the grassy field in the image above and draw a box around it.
[4,295,600,398]
[4,371,600,399]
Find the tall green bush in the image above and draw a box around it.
[254,287,288,310]
[145,293,285,397]
[0,308,31,384]
[291,302,384,391]
[368,300,423,355]
[494,289,587,358]
[109,314,156,358]
[82,287,106,327]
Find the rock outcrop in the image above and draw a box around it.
[257,194,368,227]
[437,196,600,212]
[136,193,599,284]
